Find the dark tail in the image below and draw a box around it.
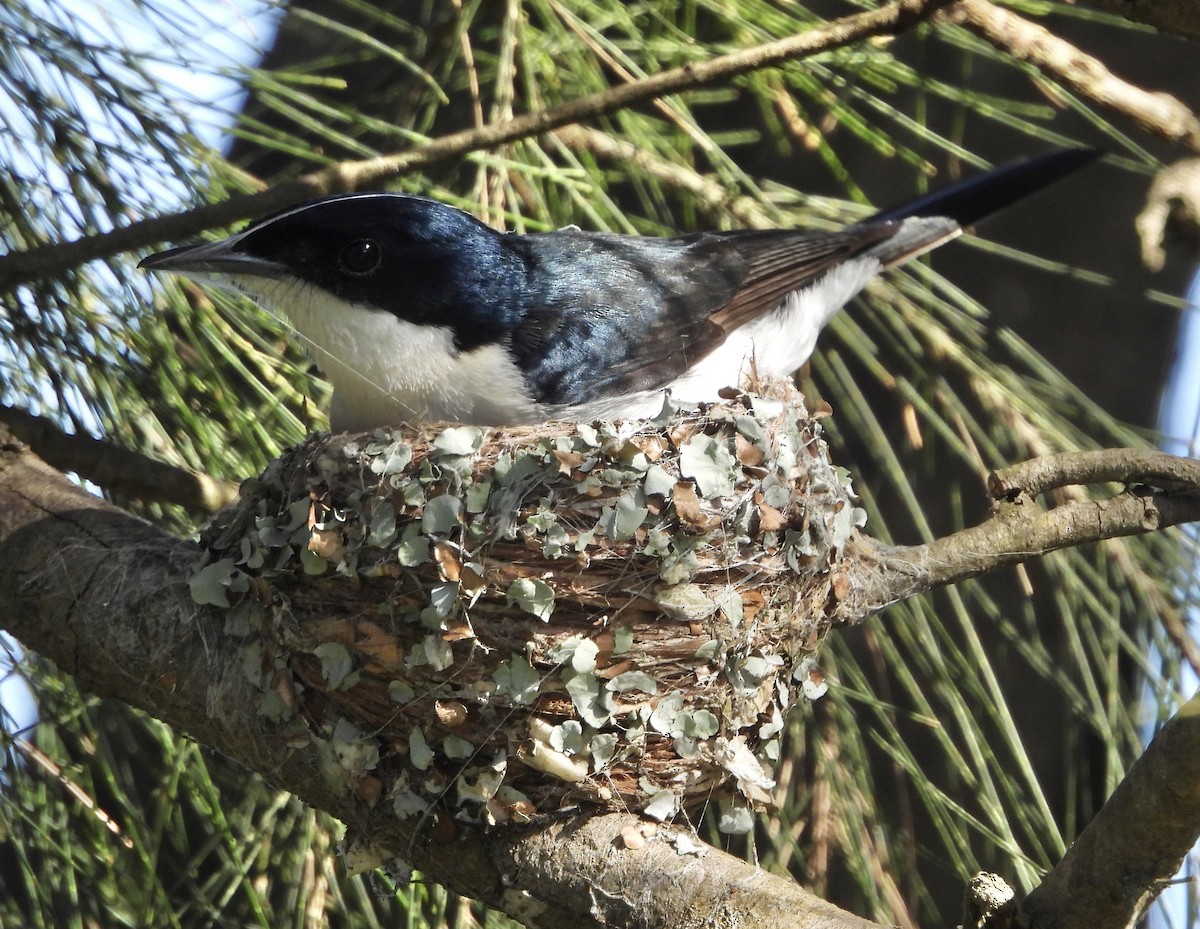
[870,147,1103,226]
[861,147,1101,268]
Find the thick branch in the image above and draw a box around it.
[839,449,1200,621]
[0,404,238,513]
[0,430,884,929]
[0,0,952,291]
[1021,691,1200,929]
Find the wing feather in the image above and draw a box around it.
[511,222,899,405]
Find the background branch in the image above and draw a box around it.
[943,0,1200,150]
[1022,691,1200,929]
[0,0,952,292]
[839,448,1200,622]
[1137,157,1200,271]
[0,404,238,513]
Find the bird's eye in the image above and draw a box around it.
[338,239,381,276]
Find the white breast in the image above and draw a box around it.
[669,258,880,398]
[248,279,539,430]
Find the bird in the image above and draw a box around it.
[139,148,1100,431]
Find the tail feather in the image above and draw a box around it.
[870,147,1102,226]
[865,216,963,269]
[862,147,1101,269]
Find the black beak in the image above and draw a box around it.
[138,239,287,279]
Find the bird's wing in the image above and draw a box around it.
[511,224,898,406]
[511,148,1101,411]
[702,223,897,335]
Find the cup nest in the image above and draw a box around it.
[197,382,865,829]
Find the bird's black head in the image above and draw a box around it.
[204,193,531,351]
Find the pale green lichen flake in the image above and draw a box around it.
[493,655,541,705]
[679,433,737,498]
[507,577,555,621]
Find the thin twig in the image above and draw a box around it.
[1136,157,1200,272]
[553,125,775,227]
[6,734,134,849]
[0,0,954,291]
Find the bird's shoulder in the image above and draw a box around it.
[501,229,746,405]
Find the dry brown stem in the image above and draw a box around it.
[553,125,776,228]
[943,0,1200,150]
[0,403,238,513]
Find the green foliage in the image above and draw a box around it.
[0,0,1190,927]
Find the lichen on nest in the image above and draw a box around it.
[195,382,866,830]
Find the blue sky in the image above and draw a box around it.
[1152,267,1200,929]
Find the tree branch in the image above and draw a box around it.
[987,447,1200,500]
[942,0,1200,150]
[0,404,239,514]
[838,448,1200,621]
[1021,690,1200,929]
[0,0,954,292]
